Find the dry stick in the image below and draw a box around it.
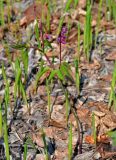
[71,107,82,154]
[59,34,62,66]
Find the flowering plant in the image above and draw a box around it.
[57,26,67,66]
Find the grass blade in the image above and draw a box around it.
[0,103,3,138]
[68,123,73,160]
[3,118,10,160]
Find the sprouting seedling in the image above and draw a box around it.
[107,130,116,147]
[74,59,80,95]
[57,26,68,66]
[3,118,10,160]
[105,0,116,24]
[0,0,4,26]
[83,0,92,62]
[106,0,112,21]
[20,81,29,112]
[77,22,81,63]
[68,123,73,160]
[0,103,3,138]
[23,141,28,160]
[65,90,70,124]
[57,0,73,35]
[112,0,116,26]
[46,79,51,120]
[14,58,22,101]
[6,0,11,24]
[14,58,29,111]
[92,112,96,146]
[2,62,10,115]
[21,49,28,81]
[35,61,50,91]
[94,0,103,48]
[108,61,116,108]
[3,42,12,63]
[46,0,51,32]
[41,128,49,160]
[74,0,79,8]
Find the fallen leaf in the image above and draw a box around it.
[106,40,116,47]
[85,135,94,144]
[46,51,58,57]
[97,134,110,143]
[105,50,116,61]
[32,133,44,147]
[93,111,105,117]
[49,119,67,129]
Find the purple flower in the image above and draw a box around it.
[61,27,68,34]
[44,34,52,41]
[57,26,67,44]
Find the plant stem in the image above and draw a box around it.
[59,35,62,66]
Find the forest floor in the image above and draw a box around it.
[0,0,116,159]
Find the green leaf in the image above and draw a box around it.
[92,113,96,146]
[64,0,73,12]
[60,62,73,81]
[74,0,79,8]
[48,69,57,82]
[11,43,27,50]
[0,103,2,138]
[35,67,50,86]
[107,131,116,146]
[68,123,73,159]
[56,69,65,81]
[44,39,53,50]
[34,20,40,42]
[57,0,73,35]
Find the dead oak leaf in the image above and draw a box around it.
[105,50,116,61]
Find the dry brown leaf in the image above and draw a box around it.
[37,85,46,96]
[106,40,116,47]
[46,51,58,57]
[77,108,91,125]
[85,135,94,144]
[54,149,68,160]
[44,127,56,138]
[39,70,51,84]
[100,19,115,30]
[101,151,116,159]
[50,105,66,125]
[68,28,78,42]
[100,74,112,82]
[49,119,67,129]
[102,114,116,130]
[93,111,105,117]
[32,133,44,148]
[80,59,101,70]
[105,50,116,61]
[97,134,110,143]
